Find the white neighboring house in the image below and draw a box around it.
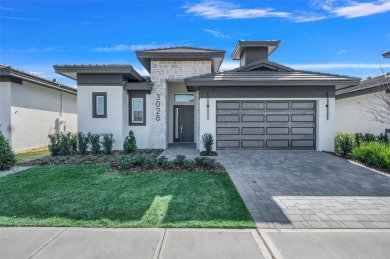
[336,73,390,135]
[54,40,360,152]
[0,65,77,152]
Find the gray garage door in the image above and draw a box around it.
[216,101,316,150]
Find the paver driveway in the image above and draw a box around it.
[217,151,390,229]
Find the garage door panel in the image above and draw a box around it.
[242,140,264,148]
[216,100,316,150]
[242,127,265,135]
[217,140,240,148]
[241,114,264,122]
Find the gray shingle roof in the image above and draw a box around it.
[185,60,360,90]
[0,64,76,94]
[336,73,390,97]
[53,64,144,82]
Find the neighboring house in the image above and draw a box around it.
[54,40,359,152]
[383,51,390,58]
[0,65,77,151]
[336,73,390,135]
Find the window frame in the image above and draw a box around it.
[128,91,148,126]
[92,92,107,118]
[131,98,144,123]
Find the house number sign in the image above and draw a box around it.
[156,94,161,121]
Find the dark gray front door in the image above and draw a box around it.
[216,100,316,150]
[173,105,194,142]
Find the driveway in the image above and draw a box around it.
[217,150,390,229]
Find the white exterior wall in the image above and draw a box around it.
[336,93,389,135]
[77,85,122,150]
[9,81,77,151]
[123,92,152,149]
[150,61,211,149]
[199,97,335,152]
[0,81,12,144]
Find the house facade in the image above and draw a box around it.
[0,65,77,151]
[336,73,390,135]
[54,40,360,152]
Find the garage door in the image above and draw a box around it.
[216,101,316,150]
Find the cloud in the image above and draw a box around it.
[336,50,350,55]
[329,0,390,18]
[203,29,232,39]
[2,16,38,21]
[91,43,176,52]
[220,61,239,71]
[184,1,290,19]
[184,1,390,22]
[288,63,390,70]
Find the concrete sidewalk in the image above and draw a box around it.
[2,227,390,259]
[0,227,271,259]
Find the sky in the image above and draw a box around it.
[1,0,390,87]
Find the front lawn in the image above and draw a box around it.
[0,166,254,228]
[15,148,49,164]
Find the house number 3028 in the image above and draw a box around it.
[156,94,161,121]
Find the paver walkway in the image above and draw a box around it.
[217,150,390,229]
[159,144,200,160]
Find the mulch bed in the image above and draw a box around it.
[200,151,218,156]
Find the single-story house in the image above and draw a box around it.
[336,73,390,135]
[54,40,360,152]
[0,65,77,151]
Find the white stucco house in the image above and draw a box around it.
[54,40,360,152]
[336,73,390,135]
[0,65,77,151]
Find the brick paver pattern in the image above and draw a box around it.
[217,150,390,229]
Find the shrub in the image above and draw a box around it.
[88,132,101,155]
[68,133,78,154]
[352,142,390,170]
[77,132,89,155]
[335,133,356,157]
[194,157,216,170]
[355,133,364,146]
[363,133,376,142]
[182,159,195,170]
[174,154,186,166]
[0,131,16,170]
[48,132,75,156]
[124,130,137,153]
[101,133,115,154]
[377,133,389,144]
[202,133,214,153]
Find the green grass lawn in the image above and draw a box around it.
[0,166,254,228]
[15,148,50,164]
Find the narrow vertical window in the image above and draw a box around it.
[92,92,107,118]
[132,98,144,123]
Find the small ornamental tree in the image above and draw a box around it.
[0,131,16,170]
[202,133,214,154]
[123,130,137,153]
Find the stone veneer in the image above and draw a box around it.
[150,60,211,149]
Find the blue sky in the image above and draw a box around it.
[1,0,389,86]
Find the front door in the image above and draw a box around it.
[173,105,194,142]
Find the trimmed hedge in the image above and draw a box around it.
[0,131,16,170]
[352,142,390,170]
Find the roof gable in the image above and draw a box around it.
[232,60,294,72]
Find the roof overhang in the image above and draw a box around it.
[231,40,281,60]
[0,66,77,94]
[136,47,226,73]
[383,51,390,58]
[53,65,145,82]
[123,81,153,91]
[184,78,360,92]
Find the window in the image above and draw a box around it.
[174,94,194,103]
[128,91,148,126]
[132,98,143,123]
[92,92,107,118]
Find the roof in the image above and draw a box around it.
[53,64,144,82]
[184,60,361,91]
[231,40,280,60]
[336,73,390,98]
[0,64,77,94]
[135,46,226,73]
[383,51,390,58]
